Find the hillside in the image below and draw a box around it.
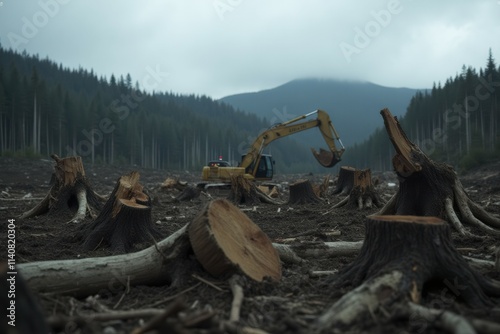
[220,78,422,147]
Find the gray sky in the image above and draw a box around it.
[0,0,498,99]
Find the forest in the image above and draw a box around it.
[345,49,500,172]
[1,45,499,174]
[0,45,313,173]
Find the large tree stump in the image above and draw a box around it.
[333,168,383,209]
[83,171,161,252]
[189,199,281,282]
[19,154,104,223]
[331,166,356,195]
[229,175,260,205]
[377,108,500,236]
[288,179,321,205]
[317,215,500,331]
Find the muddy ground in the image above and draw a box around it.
[1,157,499,333]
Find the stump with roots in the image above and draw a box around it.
[333,168,383,209]
[189,198,281,281]
[317,215,500,331]
[83,171,161,252]
[313,175,331,198]
[377,108,500,236]
[19,154,104,223]
[288,179,321,205]
[228,175,283,205]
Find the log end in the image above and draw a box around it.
[189,199,282,282]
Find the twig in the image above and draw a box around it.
[131,297,186,334]
[192,274,226,292]
[46,308,168,328]
[148,282,201,308]
[113,276,130,309]
[229,275,244,322]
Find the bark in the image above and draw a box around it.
[19,154,103,223]
[189,199,281,282]
[377,108,500,236]
[82,171,161,252]
[229,175,260,205]
[288,179,321,205]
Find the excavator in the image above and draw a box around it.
[201,109,345,182]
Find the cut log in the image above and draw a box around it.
[317,215,500,331]
[19,154,104,223]
[188,198,281,282]
[82,171,161,252]
[377,108,500,236]
[288,179,321,205]
[333,168,383,209]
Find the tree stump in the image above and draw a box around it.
[175,185,202,202]
[331,166,356,195]
[333,168,383,209]
[188,199,281,282]
[317,215,500,330]
[313,175,331,198]
[83,171,161,252]
[288,179,321,205]
[19,154,104,223]
[229,175,260,205]
[377,108,500,236]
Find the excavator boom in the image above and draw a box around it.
[240,109,345,173]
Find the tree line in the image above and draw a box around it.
[0,45,314,173]
[344,49,500,172]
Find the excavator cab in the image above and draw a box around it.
[244,154,274,180]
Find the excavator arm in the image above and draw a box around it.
[240,109,345,176]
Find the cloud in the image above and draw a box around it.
[0,0,497,98]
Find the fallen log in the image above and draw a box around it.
[18,225,192,297]
[19,154,104,223]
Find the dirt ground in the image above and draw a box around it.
[1,157,499,333]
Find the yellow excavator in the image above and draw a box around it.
[201,109,345,182]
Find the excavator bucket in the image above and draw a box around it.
[311,148,341,168]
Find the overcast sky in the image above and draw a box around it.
[0,0,498,99]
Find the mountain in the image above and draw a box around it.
[220,78,424,147]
